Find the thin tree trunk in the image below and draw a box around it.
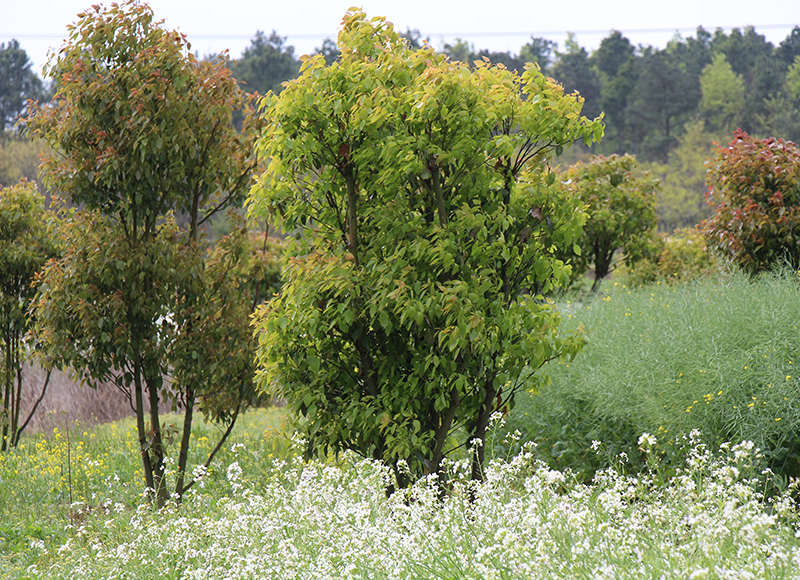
[133,355,155,495]
[146,372,168,507]
[430,386,460,474]
[174,385,195,500]
[344,171,359,267]
[178,405,241,497]
[430,163,448,228]
[13,367,52,447]
[1,335,11,452]
[11,334,22,445]
[470,379,498,483]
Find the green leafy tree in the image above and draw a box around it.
[757,55,800,142]
[231,30,300,95]
[248,10,603,488]
[646,119,717,231]
[628,49,696,161]
[710,26,781,135]
[786,55,800,100]
[700,53,746,133]
[28,1,264,506]
[0,180,58,450]
[551,33,602,120]
[593,31,638,154]
[0,40,45,134]
[563,154,659,291]
[776,26,800,68]
[700,130,800,273]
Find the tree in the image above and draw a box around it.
[519,37,556,76]
[562,154,659,291]
[230,30,300,95]
[700,130,800,273]
[710,27,781,134]
[756,55,800,143]
[551,34,602,120]
[776,26,800,69]
[593,31,635,78]
[0,40,45,134]
[627,49,696,161]
[786,55,800,101]
[667,26,713,81]
[645,119,716,232]
[593,31,638,154]
[28,1,264,506]
[699,53,746,133]
[248,10,603,489]
[0,181,58,450]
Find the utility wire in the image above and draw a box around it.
[2,23,797,41]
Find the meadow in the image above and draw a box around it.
[4,271,800,579]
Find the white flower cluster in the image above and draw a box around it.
[33,438,800,579]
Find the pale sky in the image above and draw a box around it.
[3,0,799,77]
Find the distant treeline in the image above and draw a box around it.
[220,25,800,163]
[2,24,800,231]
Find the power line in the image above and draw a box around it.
[2,23,797,42]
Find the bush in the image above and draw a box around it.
[561,154,659,292]
[700,129,800,273]
[617,227,718,287]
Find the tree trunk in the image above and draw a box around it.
[344,170,359,267]
[11,333,22,446]
[470,379,498,484]
[146,371,169,507]
[14,368,52,447]
[1,333,12,452]
[133,355,156,496]
[174,385,195,500]
[430,386,460,475]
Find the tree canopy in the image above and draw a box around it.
[0,40,45,133]
[28,0,266,506]
[248,10,603,488]
[0,180,58,450]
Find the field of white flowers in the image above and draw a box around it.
[22,430,800,580]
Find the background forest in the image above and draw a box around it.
[3,24,800,233]
[5,23,800,233]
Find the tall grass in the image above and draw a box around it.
[510,268,800,482]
